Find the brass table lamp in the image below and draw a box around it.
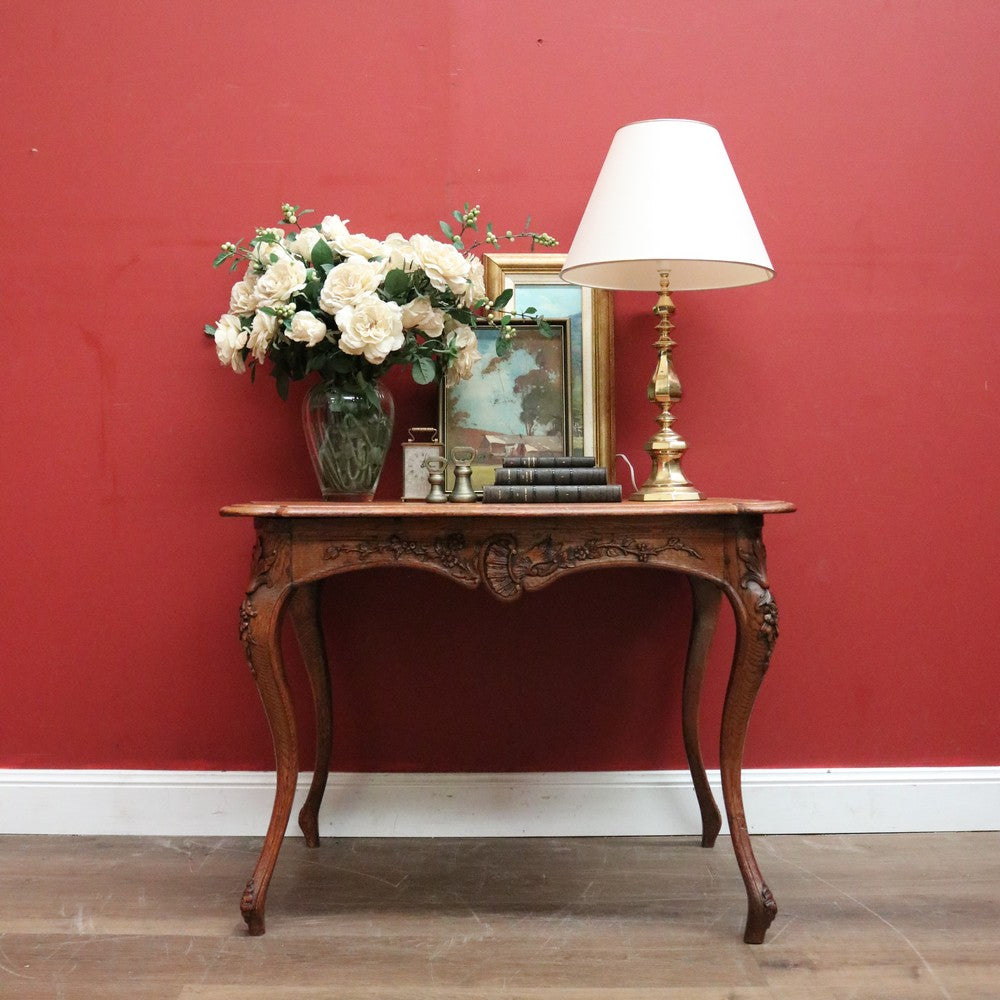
[561,119,774,501]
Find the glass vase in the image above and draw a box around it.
[302,377,394,501]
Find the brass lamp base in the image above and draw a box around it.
[630,462,704,502]
[628,271,704,503]
[629,441,704,501]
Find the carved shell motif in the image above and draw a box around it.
[480,536,526,600]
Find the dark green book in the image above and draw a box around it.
[494,466,608,486]
[482,484,622,503]
[501,455,597,468]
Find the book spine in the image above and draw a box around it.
[482,484,623,503]
[501,455,597,468]
[494,467,608,486]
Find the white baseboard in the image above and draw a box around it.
[1,767,997,837]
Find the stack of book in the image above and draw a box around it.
[482,456,622,503]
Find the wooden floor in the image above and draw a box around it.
[0,832,997,999]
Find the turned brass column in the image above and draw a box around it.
[631,271,703,501]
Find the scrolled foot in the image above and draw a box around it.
[742,886,778,944]
[240,877,266,936]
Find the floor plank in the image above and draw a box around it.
[0,833,996,999]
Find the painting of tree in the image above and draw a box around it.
[440,320,570,488]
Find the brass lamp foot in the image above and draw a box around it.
[631,481,704,502]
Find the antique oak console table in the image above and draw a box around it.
[221,499,794,943]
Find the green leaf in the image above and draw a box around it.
[212,251,230,267]
[440,220,454,240]
[522,306,537,315]
[310,238,333,268]
[274,370,290,401]
[360,380,381,409]
[496,336,512,359]
[382,268,410,299]
[538,318,554,338]
[493,288,514,311]
[204,324,216,337]
[411,355,436,384]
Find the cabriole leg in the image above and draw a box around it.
[683,576,723,848]
[721,532,780,944]
[288,582,332,848]
[239,581,297,936]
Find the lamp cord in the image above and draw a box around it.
[615,453,639,494]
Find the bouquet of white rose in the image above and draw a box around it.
[206,202,556,399]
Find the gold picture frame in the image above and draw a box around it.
[440,319,572,492]
[483,253,615,476]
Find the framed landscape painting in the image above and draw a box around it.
[440,319,571,491]
[483,253,615,474]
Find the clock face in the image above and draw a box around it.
[402,444,443,499]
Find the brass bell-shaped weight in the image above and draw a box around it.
[422,455,449,503]
[448,446,478,503]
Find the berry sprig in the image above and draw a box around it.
[439,202,558,254]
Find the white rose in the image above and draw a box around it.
[214,314,248,373]
[336,232,387,261]
[318,256,385,314]
[287,310,328,347]
[400,296,445,338]
[229,277,258,316]
[443,322,480,386]
[446,341,483,387]
[247,311,278,363]
[447,321,478,350]
[334,294,404,365]
[464,255,486,307]
[251,228,292,269]
[319,214,350,243]
[286,227,323,262]
[409,233,471,296]
[255,257,308,307]
[383,232,415,272]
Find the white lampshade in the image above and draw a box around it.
[561,119,773,292]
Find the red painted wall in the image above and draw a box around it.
[2,1,997,772]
